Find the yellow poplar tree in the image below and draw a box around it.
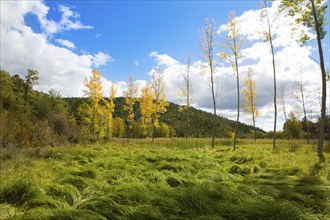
[104,83,117,140]
[140,83,154,137]
[242,68,259,141]
[83,69,104,139]
[124,76,138,143]
[151,68,169,142]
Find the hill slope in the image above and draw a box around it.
[65,97,264,138]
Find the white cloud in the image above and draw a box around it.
[105,79,147,98]
[148,0,321,132]
[90,52,114,68]
[1,0,323,132]
[55,39,76,49]
[0,1,111,97]
[149,51,179,66]
[134,60,139,66]
[39,4,93,35]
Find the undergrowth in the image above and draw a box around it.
[0,139,329,219]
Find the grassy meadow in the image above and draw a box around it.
[0,139,329,219]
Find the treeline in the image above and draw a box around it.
[65,97,265,139]
[1,69,327,148]
[0,69,267,148]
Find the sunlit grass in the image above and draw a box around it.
[0,139,329,219]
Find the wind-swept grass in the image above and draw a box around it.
[0,139,329,219]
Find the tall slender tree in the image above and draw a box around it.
[261,0,278,150]
[104,83,117,140]
[199,18,218,148]
[219,11,245,150]
[151,68,169,142]
[327,70,330,116]
[279,81,288,122]
[280,0,328,160]
[242,68,259,141]
[83,69,103,138]
[295,78,310,143]
[124,76,138,143]
[140,83,154,137]
[178,55,193,139]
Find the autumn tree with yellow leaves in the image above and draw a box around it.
[83,69,104,139]
[151,68,169,142]
[104,83,117,140]
[124,76,138,143]
[242,68,259,141]
[219,11,245,150]
[140,83,154,137]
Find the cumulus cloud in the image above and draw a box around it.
[149,51,179,66]
[90,52,114,68]
[0,1,110,97]
[147,1,321,131]
[55,39,76,49]
[1,0,323,132]
[40,4,93,35]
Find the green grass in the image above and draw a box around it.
[0,139,329,219]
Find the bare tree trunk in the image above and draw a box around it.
[253,114,256,142]
[199,19,217,149]
[264,1,277,150]
[127,122,130,144]
[152,124,155,142]
[310,0,326,160]
[210,61,216,149]
[297,79,310,144]
[280,82,288,122]
[186,55,191,139]
[233,54,239,150]
[107,116,109,141]
[187,106,190,139]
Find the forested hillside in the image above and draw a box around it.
[0,69,267,148]
[65,97,265,138]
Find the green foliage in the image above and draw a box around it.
[113,117,125,138]
[283,112,303,139]
[280,0,328,43]
[0,69,77,148]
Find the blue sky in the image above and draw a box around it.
[25,1,264,82]
[1,0,329,131]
